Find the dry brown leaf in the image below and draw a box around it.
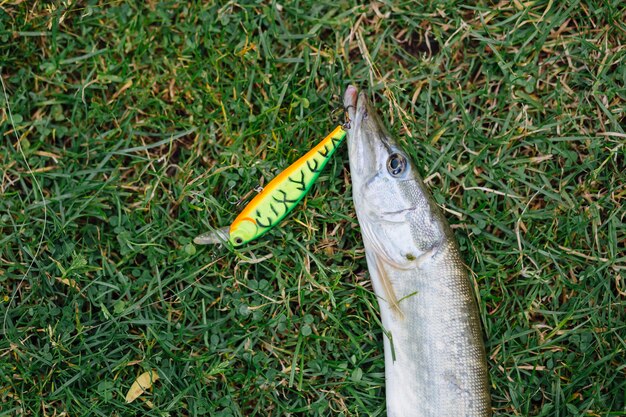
[125,370,159,403]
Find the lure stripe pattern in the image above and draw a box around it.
[228,125,346,246]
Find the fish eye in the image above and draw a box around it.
[387,153,407,177]
[233,236,244,245]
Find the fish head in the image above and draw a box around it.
[344,85,445,269]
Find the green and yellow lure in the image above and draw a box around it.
[194,125,346,247]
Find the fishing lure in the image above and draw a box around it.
[194,125,347,247]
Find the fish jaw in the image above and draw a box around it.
[343,86,393,180]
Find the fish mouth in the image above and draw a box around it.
[343,86,392,177]
[343,85,360,128]
[343,86,385,137]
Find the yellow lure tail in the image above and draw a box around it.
[195,125,346,246]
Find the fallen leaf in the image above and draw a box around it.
[125,370,159,403]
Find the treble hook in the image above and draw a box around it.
[232,183,264,206]
[331,104,352,131]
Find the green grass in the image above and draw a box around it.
[1,1,624,416]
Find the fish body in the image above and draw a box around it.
[195,126,346,246]
[344,86,491,417]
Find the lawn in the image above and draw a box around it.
[1,1,624,416]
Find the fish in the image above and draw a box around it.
[343,85,491,417]
[195,126,346,247]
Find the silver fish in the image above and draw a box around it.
[344,85,491,417]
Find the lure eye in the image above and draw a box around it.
[230,234,245,246]
[387,153,407,177]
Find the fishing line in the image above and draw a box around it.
[1,69,48,334]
